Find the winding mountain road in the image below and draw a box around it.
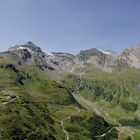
[76,72,135,139]
[94,127,115,138]
[60,106,81,140]
[60,115,71,140]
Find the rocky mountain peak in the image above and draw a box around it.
[5,41,140,72]
[106,50,118,55]
[120,44,140,69]
[77,48,104,61]
[122,44,140,54]
[24,41,42,53]
[24,41,36,46]
[8,41,43,54]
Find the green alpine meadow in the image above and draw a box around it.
[1,1,140,139]
[0,42,140,140]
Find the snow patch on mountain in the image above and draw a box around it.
[45,51,54,57]
[18,47,32,52]
[18,47,26,50]
[100,50,111,55]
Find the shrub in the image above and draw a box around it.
[121,102,138,112]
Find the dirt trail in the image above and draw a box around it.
[70,72,135,139]
[60,106,81,140]
[94,127,115,138]
[60,115,71,140]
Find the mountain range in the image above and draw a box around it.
[6,42,140,73]
[1,42,140,140]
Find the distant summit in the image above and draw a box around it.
[9,41,43,54]
[4,42,140,72]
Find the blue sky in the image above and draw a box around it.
[0,0,140,54]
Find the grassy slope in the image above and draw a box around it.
[0,60,118,140]
[63,65,140,139]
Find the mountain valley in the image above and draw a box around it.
[1,42,140,140]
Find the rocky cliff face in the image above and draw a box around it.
[76,48,120,72]
[9,42,43,54]
[76,44,140,72]
[5,42,140,73]
[121,44,140,69]
[8,42,54,71]
[7,42,76,72]
[44,52,76,72]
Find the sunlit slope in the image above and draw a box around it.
[63,65,140,139]
[0,62,118,140]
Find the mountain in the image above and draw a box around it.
[1,42,140,139]
[6,42,140,73]
[121,44,140,69]
[76,48,119,72]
